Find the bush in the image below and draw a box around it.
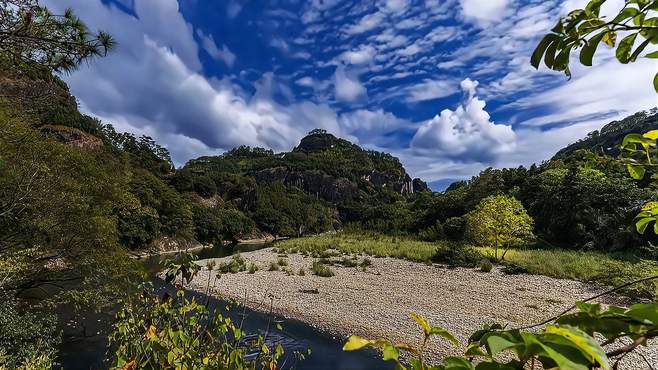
[480,259,493,272]
[443,216,466,240]
[502,263,529,275]
[0,297,59,369]
[248,263,258,274]
[268,261,280,271]
[312,261,335,277]
[418,221,444,241]
[218,254,247,273]
[110,254,284,369]
[277,257,288,267]
[432,242,482,268]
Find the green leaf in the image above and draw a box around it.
[626,303,658,325]
[483,332,521,356]
[654,72,658,93]
[429,326,460,347]
[629,38,651,62]
[616,33,637,63]
[531,34,559,69]
[382,343,400,361]
[544,325,610,369]
[410,312,431,336]
[643,130,658,140]
[343,336,372,351]
[443,357,475,370]
[636,216,655,234]
[580,31,606,66]
[627,164,646,180]
[646,51,658,58]
[613,7,639,23]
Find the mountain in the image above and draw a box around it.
[174,130,429,227]
[553,108,658,159]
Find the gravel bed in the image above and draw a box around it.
[188,248,657,369]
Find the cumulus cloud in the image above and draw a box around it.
[460,0,510,25]
[43,0,350,164]
[411,78,516,162]
[334,65,367,102]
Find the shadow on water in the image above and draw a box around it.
[57,243,394,370]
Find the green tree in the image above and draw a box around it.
[532,0,658,93]
[0,0,116,74]
[466,195,534,261]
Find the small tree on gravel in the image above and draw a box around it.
[466,195,534,262]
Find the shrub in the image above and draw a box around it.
[0,296,59,369]
[502,263,529,275]
[110,253,284,369]
[218,253,247,273]
[432,242,482,268]
[418,221,444,241]
[312,261,335,277]
[338,257,358,267]
[248,263,258,274]
[480,259,493,272]
[443,216,466,240]
[277,257,289,267]
[268,261,280,271]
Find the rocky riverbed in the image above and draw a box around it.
[189,248,656,369]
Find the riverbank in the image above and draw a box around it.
[189,248,657,369]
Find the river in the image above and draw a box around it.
[57,243,393,369]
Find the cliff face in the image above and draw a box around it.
[255,167,359,203]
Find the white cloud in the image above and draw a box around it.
[384,0,410,13]
[334,65,367,102]
[340,45,376,65]
[197,30,236,67]
[460,0,510,25]
[296,76,315,87]
[404,79,456,102]
[508,57,658,128]
[339,109,411,147]
[411,78,516,162]
[345,11,386,34]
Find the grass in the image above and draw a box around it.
[277,232,438,262]
[312,261,335,277]
[277,231,658,299]
[477,247,658,299]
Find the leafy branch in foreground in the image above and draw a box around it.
[532,0,658,93]
[0,0,116,74]
[344,295,658,370]
[109,252,287,369]
[620,130,658,235]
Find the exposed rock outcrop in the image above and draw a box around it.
[40,125,104,150]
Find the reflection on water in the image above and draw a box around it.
[141,242,271,276]
[58,242,393,370]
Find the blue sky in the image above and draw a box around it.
[45,0,657,189]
